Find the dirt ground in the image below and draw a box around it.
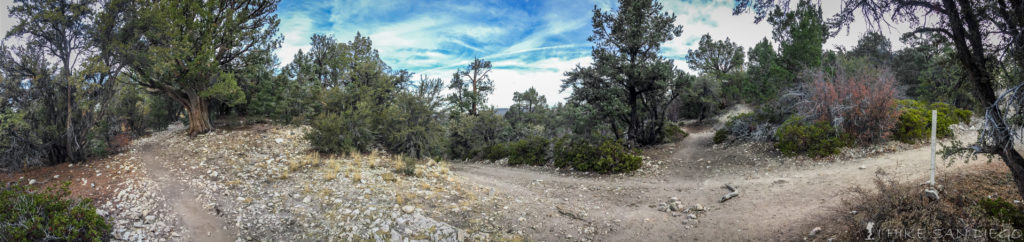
[451,106,995,241]
[0,105,1002,241]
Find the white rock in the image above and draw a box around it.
[859,165,867,170]
[274,138,284,144]
[809,227,822,237]
[302,196,311,203]
[402,205,415,214]
[687,214,697,219]
[53,175,60,179]
[28,179,36,185]
[924,188,940,201]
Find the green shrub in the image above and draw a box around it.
[776,116,851,158]
[448,111,512,159]
[0,182,110,241]
[481,143,510,161]
[553,138,642,174]
[507,137,549,166]
[306,112,374,154]
[662,123,688,143]
[398,156,417,176]
[893,100,973,144]
[978,197,1024,228]
[713,129,731,144]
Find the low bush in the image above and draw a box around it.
[662,122,688,143]
[715,105,793,145]
[553,138,642,174]
[0,182,110,241]
[306,112,374,154]
[480,143,510,161]
[978,197,1024,229]
[507,137,549,166]
[798,58,900,144]
[776,116,851,158]
[448,111,511,160]
[893,100,973,143]
[821,168,1022,241]
[713,129,731,144]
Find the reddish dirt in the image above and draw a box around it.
[0,152,135,205]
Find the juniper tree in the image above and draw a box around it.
[98,0,281,135]
[563,0,686,146]
[448,58,494,116]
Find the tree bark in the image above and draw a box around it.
[999,147,1024,198]
[941,0,1024,198]
[178,92,213,136]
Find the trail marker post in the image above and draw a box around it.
[929,110,937,186]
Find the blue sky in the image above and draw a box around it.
[274,0,910,107]
[0,0,911,108]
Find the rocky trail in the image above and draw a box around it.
[0,107,1000,241]
[452,106,995,241]
[138,143,235,241]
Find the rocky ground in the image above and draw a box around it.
[131,123,524,241]
[0,110,997,241]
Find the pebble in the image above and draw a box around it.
[402,205,415,214]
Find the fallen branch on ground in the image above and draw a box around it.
[720,184,739,203]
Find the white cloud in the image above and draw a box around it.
[489,56,593,107]
[0,0,17,40]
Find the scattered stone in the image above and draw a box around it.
[28,179,36,185]
[402,205,415,214]
[809,227,822,237]
[556,205,586,220]
[686,214,697,220]
[924,188,940,201]
[859,165,867,170]
[274,138,284,144]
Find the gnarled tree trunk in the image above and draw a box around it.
[168,90,214,136]
[185,93,213,136]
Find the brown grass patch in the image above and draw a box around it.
[810,164,1024,241]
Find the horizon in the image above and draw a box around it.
[0,0,913,108]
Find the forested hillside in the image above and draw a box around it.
[3,0,1024,241]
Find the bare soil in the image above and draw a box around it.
[452,106,993,241]
[0,106,1001,241]
[138,143,236,241]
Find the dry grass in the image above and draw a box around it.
[811,165,1024,241]
[322,156,341,181]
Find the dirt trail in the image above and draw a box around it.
[453,106,993,241]
[138,143,235,242]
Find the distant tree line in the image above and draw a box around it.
[1,0,1011,177]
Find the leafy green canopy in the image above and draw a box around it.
[563,0,686,146]
[99,0,281,134]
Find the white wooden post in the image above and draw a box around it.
[929,110,937,186]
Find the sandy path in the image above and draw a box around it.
[453,108,992,241]
[138,143,236,242]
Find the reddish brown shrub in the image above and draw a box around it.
[797,59,900,144]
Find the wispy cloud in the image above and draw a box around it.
[0,0,909,107]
